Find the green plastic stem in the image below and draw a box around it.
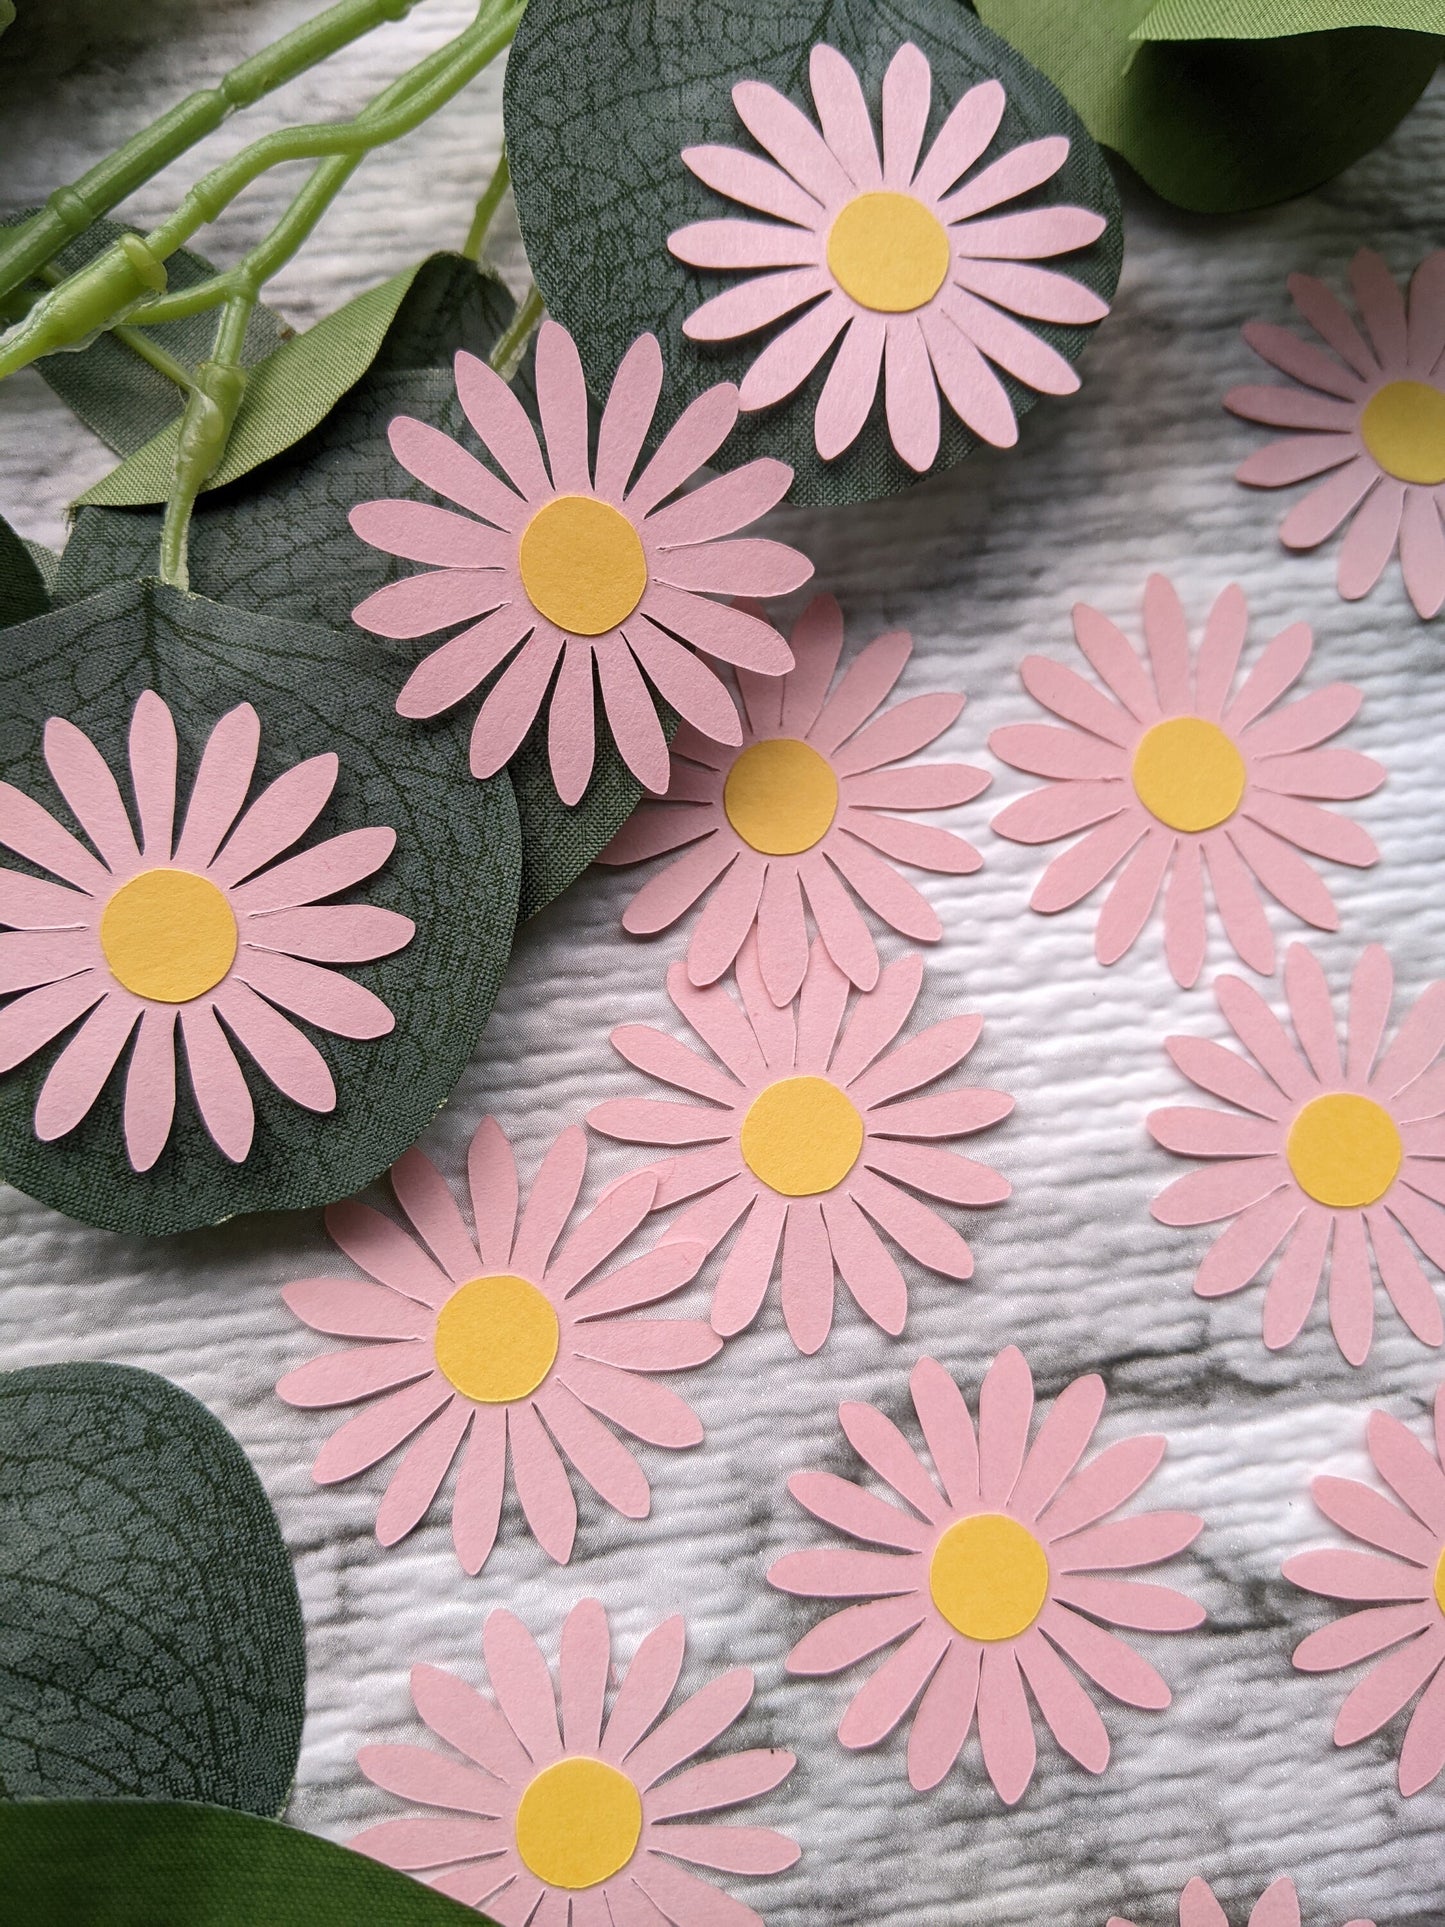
[462,144,510,261]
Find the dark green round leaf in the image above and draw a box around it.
[975,1,1443,212]
[0,1801,489,1926]
[505,0,1122,507]
[56,261,662,920]
[0,509,47,628]
[0,1364,304,1813]
[0,578,520,1235]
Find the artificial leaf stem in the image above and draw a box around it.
[158,291,255,590]
[462,144,511,261]
[490,281,544,376]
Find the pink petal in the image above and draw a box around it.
[351,1816,505,1872]
[881,41,931,187]
[847,764,990,810]
[409,1660,530,1781]
[907,1636,980,1790]
[646,1747,794,1819]
[512,1124,588,1279]
[1094,825,1173,966]
[827,952,923,1085]
[1289,270,1379,378]
[469,631,564,779]
[391,1148,479,1283]
[1037,1436,1166,1542]
[126,691,177,859]
[229,825,394,914]
[628,1854,764,1927]
[735,296,849,413]
[42,716,139,871]
[352,567,510,641]
[173,702,260,870]
[940,134,1069,223]
[1283,943,1343,1082]
[1236,434,1357,487]
[953,256,1107,324]
[1327,1201,1375,1364]
[1224,383,1359,432]
[386,415,527,531]
[841,1395,947,1521]
[756,862,808,1007]
[623,1667,753,1788]
[1053,1574,1203,1632]
[1243,682,1361,757]
[1399,1651,1445,1794]
[865,1138,1008,1205]
[628,385,743,519]
[769,1541,920,1602]
[1020,655,1134,746]
[532,320,592,492]
[685,855,766,987]
[1283,1546,1431,1604]
[784,1594,926,1676]
[1193,1189,1303,1300]
[0,928,91,995]
[852,1168,974,1278]
[1351,248,1409,366]
[356,1742,506,1816]
[808,43,882,188]
[1163,837,1207,987]
[1261,1206,1332,1349]
[912,78,1005,201]
[680,141,825,227]
[211,980,335,1111]
[541,1381,650,1518]
[1369,1407,1445,1535]
[1242,319,1365,400]
[348,500,511,569]
[603,1615,686,1762]
[592,334,665,499]
[0,870,93,932]
[548,1168,660,1293]
[821,1188,908,1333]
[731,76,854,202]
[558,1356,703,1448]
[1040,1604,1171,1709]
[1338,477,1407,600]
[953,206,1105,261]
[600,803,714,870]
[1375,980,1445,1095]
[284,1274,431,1342]
[543,642,597,810]
[569,1241,707,1322]
[989,721,1125,781]
[600,644,671,799]
[122,1003,177,1172]
[833,691,965,777]
[622,836,734,935]
[977,1645,1036,1805]
[1015,1627,1109,1772]
[644,586,794,675]
[375,1397,471,1545]
[1009,1374,1106,1524]
[1139,574,1191,712]
[883,316,940,472]
[645,1823,796,1876]
[908,1355,978,1511]
[326,1199,451,1307]
[1406,250,1445,372]
[1250,1878,1303,1927]
[244,903,412,964]
[1151,1156,1289,1226]
[1334,1623,1445,1744]
[1049,1509,1202,1576]
[211,749,339,885]
[1180,1878,1231,1927]
[1228,819,1339,929]
[1204,833,1277,976]
[1030,813,1147,914]
[1193,584,1250,721]
[800,853,880,989]
[395,604,533,721]
[827,835,940,941]
[1215,974,1314,1101]
[1399,487,1445,620]
[919,306,1017,448]
[844,814,981,876]
[1368,1205,1443,1347]
[796,933,851,1066]
[992,779,1128,845]
[280,1340,439,1419]
[33,991,138,1142]
[1165,1032,1290,1118]
[788,1469,930,1551]
[942,285,1079,397]
[507,1399,577,1564]
[233,949,392,1042]
[454,348,549,497]
[814,311,886,460]
[1293,1599,1433,1672]
[837,1621,950,1750]
[977,1344,1032,1507]
[1278,459,1378,550]
[0,780,110,894]
[1314,1472,1439,1564]
[1070,602,1158,720]
[482,1607,562,1765]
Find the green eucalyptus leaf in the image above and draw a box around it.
[505,0,1122,508]
[1136,0,1445,34]
[78,264,433,508]
[0,1363,304,1812]
[975,0,1443,212]
[57,259,664,920]
[0,578,520,1235]
[0,1801,490,1927]
[0,509,48,626]
[0,209,289,457]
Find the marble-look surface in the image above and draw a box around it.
[2,8,1443,1923]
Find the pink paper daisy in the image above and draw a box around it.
[1111,1875,1373,1927]
[667,42,1110,472]
[1285,1385,1445,1798]
[597,592,988,1006]
[277,1118,720,1572]
[1226,248,1445,619]
[768,1347,1203,1805]
[0,691,412,1169]
[1149,943,1445,1366]
[349,319,814,803]
[587,933,1011,1355]
[352,1598,798,1924]
[990,575,1384,986]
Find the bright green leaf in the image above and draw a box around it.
[0,578,520,1235]
[78,264,430,507]
[975,0,1442,211]
[0,509,48,626]
[1136,0,1445,36]
[0,1801,490,1927]
[0,1363,304,1812]
[505,0,1122,508]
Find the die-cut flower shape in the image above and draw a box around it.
[0,691,412,1169]
[1150,944,1445,1366]
[598,593,988,1006]
[349,319,813,804]
[352,1599,798,1924]
[277,1119,719,1572]
[990,576,1383,986]
[1285,1386,1445,1799]
[588,933,1011,1355]
[769,1347,1203,1806]
[668,42,1110,472]
[1226,249,1445,620]
[1110,1874,1373,1927]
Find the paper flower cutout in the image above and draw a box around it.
[349,319,813,804]
[0,691,412,1169]
[1285,1386,1445,1799]
[598,593,988,1006]
[1226,249,1445,620]
[667,42,1110,472]
[1150,944,1445,1366]
[353,1599,798,1921]
[588,933,1011,1354]
[277,1119,719,1571]
[990,576,1384,986]
[769,1347,1203,1805]
[1110,1874,1373,1927]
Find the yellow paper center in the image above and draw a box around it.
[1359,379,1445,487]
[517,495,648,636]
[433,1273,560,1403]
[826,191,951,314]
[723,737,840,855]
[929,1513,1050,1643]
[1286,1093,1403,1209]
[514,1757,643,1890]
[740,1075,863,1197]
[99,868,238,1003]
[1434,1550,1445,1617]
[1131,717,1247,833]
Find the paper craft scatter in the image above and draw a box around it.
[352,1598,798,1922]
[1150,944,1445,1366]
[588,931,1011,1354]
[769,1347,1203,1805]
[0,692,413,1168]
[1226,248,1445,620]
[1285,1384,1445,1800]
[1110,1874,1374,1927]
[277,1119,719,1571]
[990,575,1384,987]
[598,592,988,1006]
[350,319,813,803]
[668,42,1110,472]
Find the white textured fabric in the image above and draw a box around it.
[1,9,1443,1923]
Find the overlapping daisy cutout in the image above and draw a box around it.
[588,933,1011,1355]
[277,1118,719,1572]
[353,1599,798,1924]
[1111,1876,1373,1927]
[1226,249,1445,619]
[769,1347,1203,1805]
[1285,1386,1445,1799]
[668,41,1110,472]
[990,576,1384,986]
[350,318,813,803]
[1150,944,1445,1366]
[598,592,988,1006]
[0,691,412,1169]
